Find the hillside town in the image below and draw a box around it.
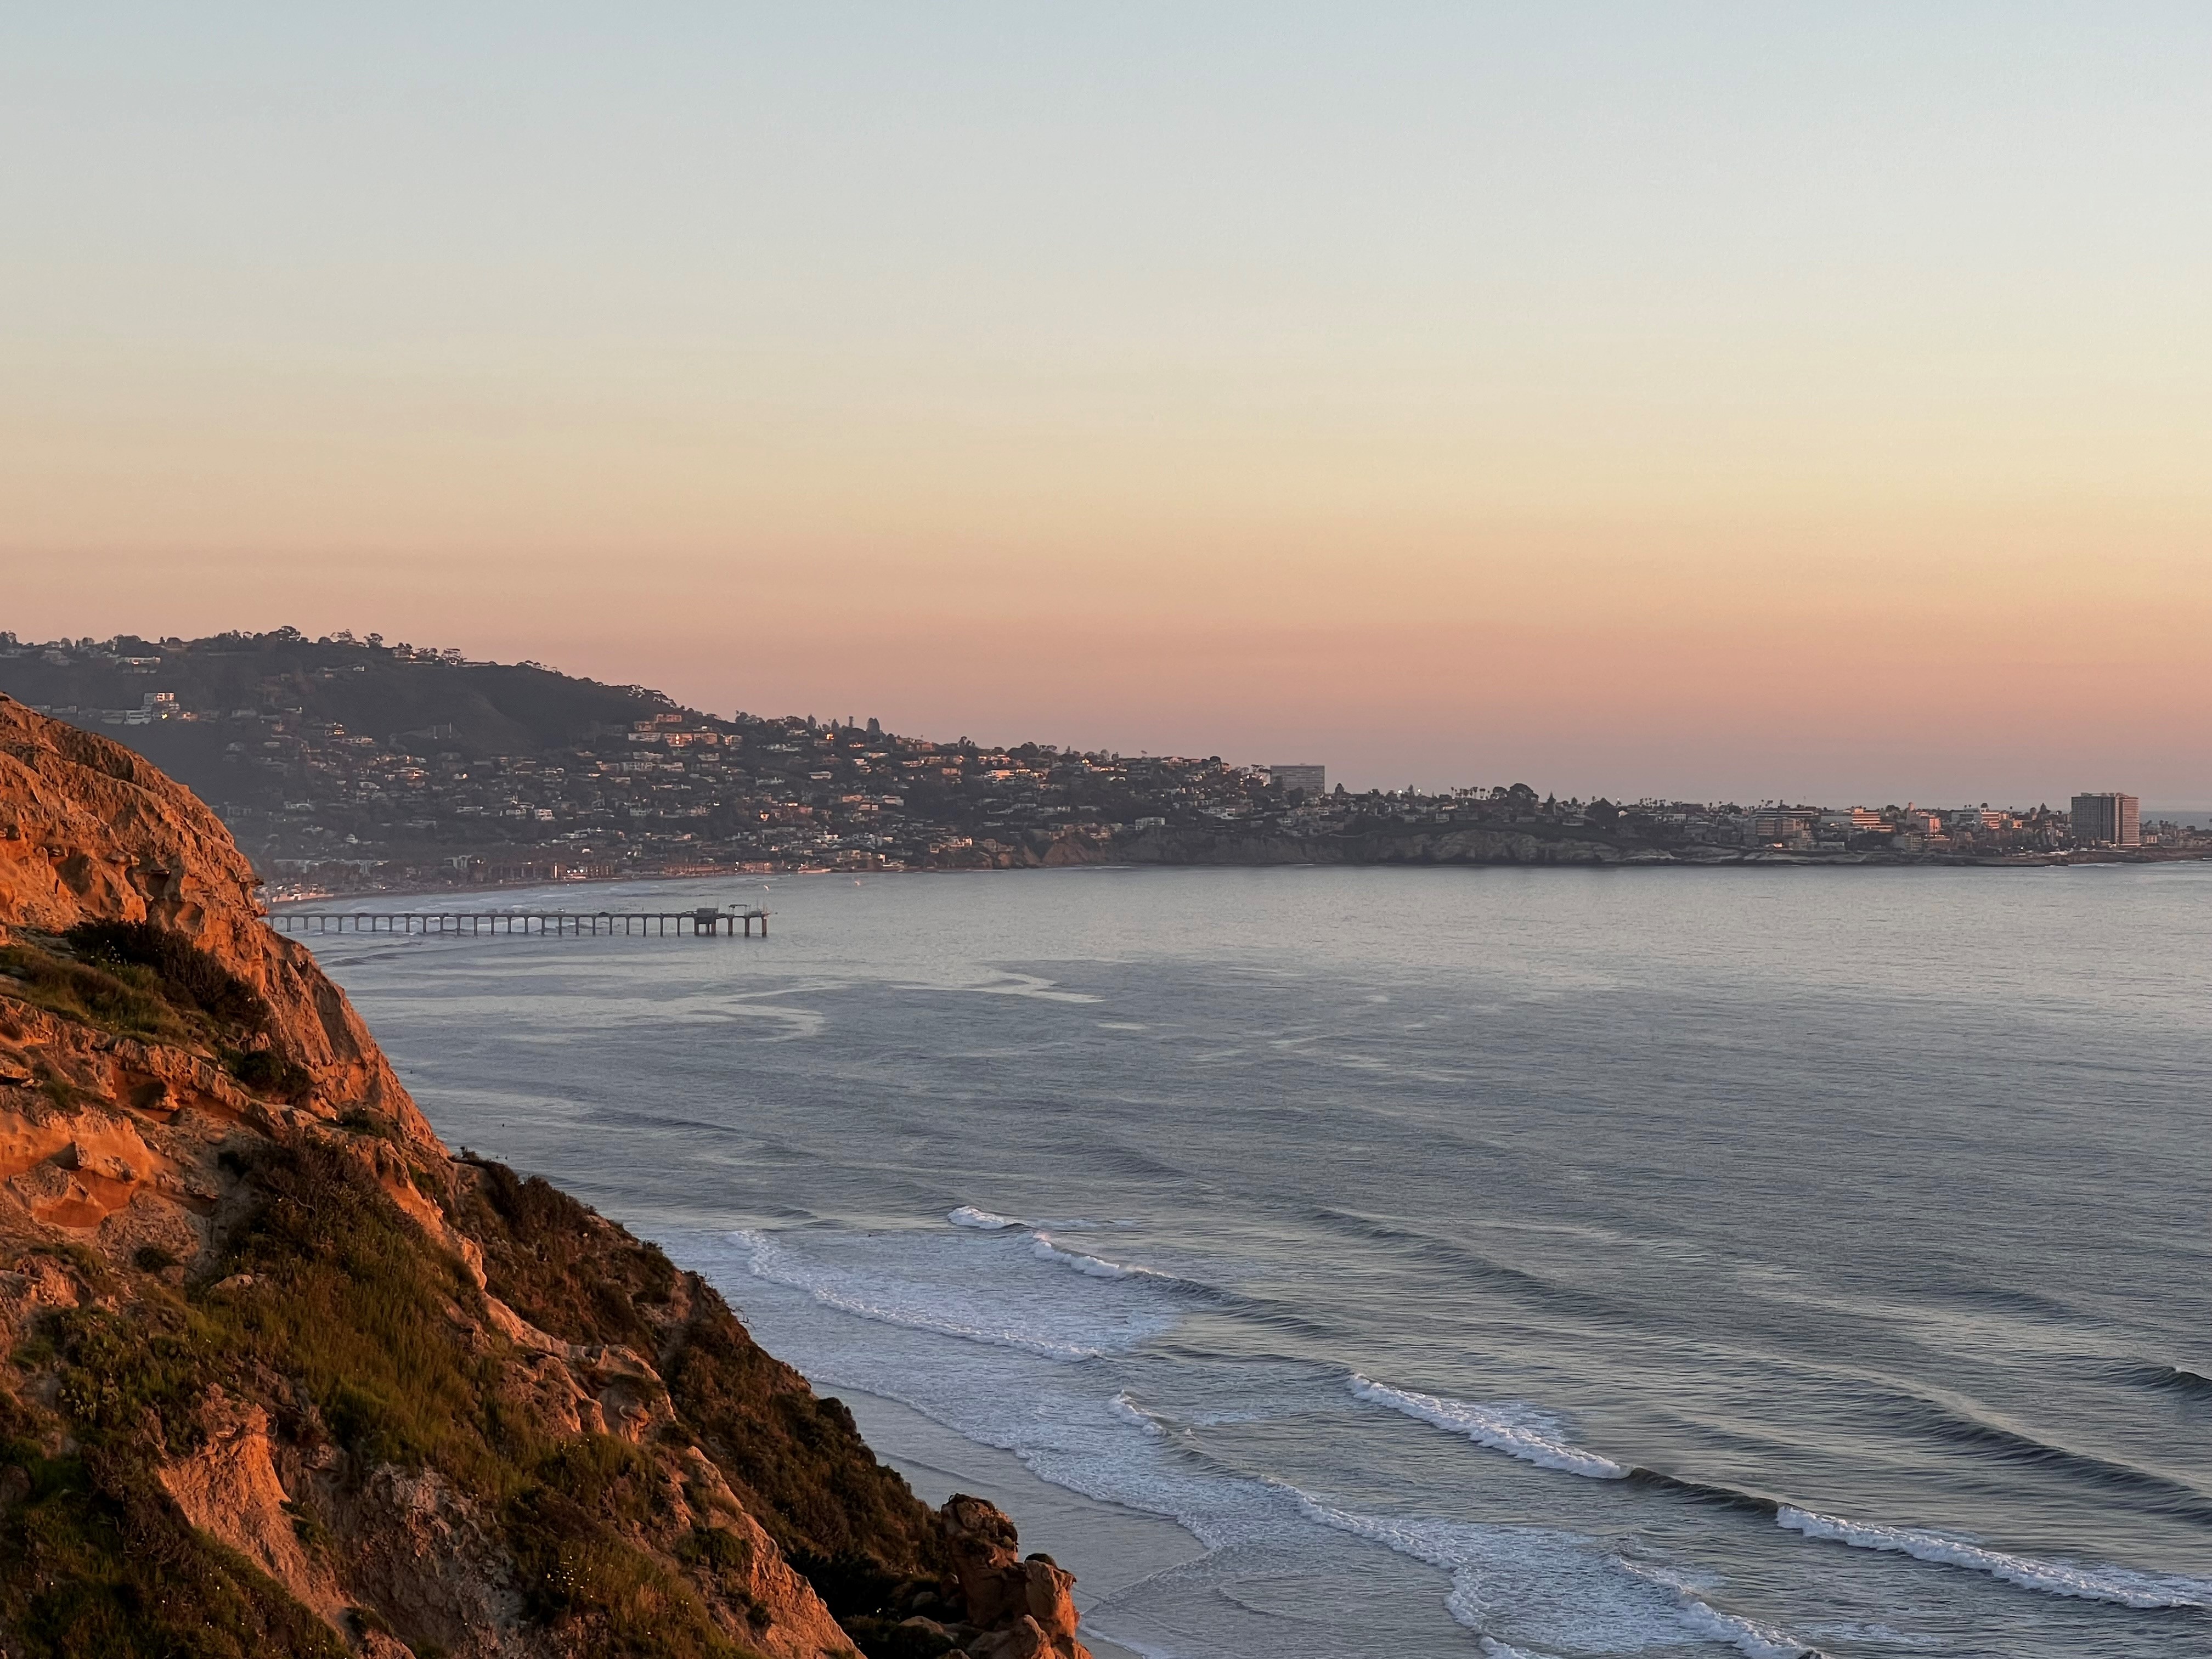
[2,630,2200,894]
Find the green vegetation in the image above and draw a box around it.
[0,1450,352,1659]
[207,1141,508,1480]
[454,1161,955,1634]
[0,922,313,1100]
[503,1437,764,1658]
[63,921,268,1033]
[456,1160,675,1352]
[0,921,272,1052]
[222,1046,312,1100]
[0,942,185,1042]
[455,1158,952,1630]
[0,1138,794,1657]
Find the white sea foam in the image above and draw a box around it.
[1108,1391,1166,1437]
[1348,1375,1626,1479]
[947,1205,1023,1231]
[1671,1596,1814,1659]
[1032,1233,1170,1282]
[692,1223,1809,1659]
[1619,1564,1816,1659]
[731,1229,1107,1360]
[1777,1506,2212,1609]
[946,1206,1111,1232]
[1274,1480,1766,1655]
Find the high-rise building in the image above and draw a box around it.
[1270,764,1327,797]
[2070,792,2140,848]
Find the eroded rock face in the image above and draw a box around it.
[159,1387,349,1621]
[0,699,1093,1659]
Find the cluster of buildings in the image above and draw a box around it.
[0,632,2198,891]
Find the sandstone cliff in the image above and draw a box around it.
[0,695,1091,1659]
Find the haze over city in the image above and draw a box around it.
[6,5,2209,800]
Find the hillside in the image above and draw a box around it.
[0,631,1678,886]
[0,692,1092,1659]
[0,630,2105,886]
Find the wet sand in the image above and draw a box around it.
[836,1386,1207,1659]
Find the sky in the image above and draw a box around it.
[4,4,2209,802]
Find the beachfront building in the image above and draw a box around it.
[2069,792,2140,848]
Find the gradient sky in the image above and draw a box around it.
[5,4,2209,801]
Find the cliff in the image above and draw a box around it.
[0,695,1090,1659]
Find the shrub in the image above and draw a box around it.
[226,1047,313,1100]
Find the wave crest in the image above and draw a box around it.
[1778,1506,2212,1609]
[1032,1233,1173,1282]
[1348,1375,1625,1479]
[2121,1362,2212,1401]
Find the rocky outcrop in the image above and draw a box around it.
[940,1494,1091,1659]
[0,695,1090,1659]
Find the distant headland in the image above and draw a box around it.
[1,630,2197,897]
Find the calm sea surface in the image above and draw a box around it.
[308,864,2211,1659]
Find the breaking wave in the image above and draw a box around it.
[947,1205,1113,1232]
[1778,1506,2212,1609]
[1348,1375,1626,1479]
[1652,1582,1820,1659]
[1277,1479,1818,1658]
[947,1205,1023,1231]
[1031,1233,1172,1282]
[1108,1391,1167,1437]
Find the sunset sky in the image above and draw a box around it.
[6,5,2209,801]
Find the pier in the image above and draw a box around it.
[269,906,770,938]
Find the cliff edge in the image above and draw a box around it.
[0,694,1090,1659]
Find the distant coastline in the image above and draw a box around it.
[257,833,2209,907]
[4,634,2194,901]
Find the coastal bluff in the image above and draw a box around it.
[0,693,1090,1659]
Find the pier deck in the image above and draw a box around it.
[269,906,770,937]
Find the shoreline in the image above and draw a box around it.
[259,846,2212,908]
[830,1386,1206,1659]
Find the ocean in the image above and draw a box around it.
[305,863,2212,1659]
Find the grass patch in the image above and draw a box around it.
[504,1469,759,1658]
[201,1139,516,1482]
[48,1304,213,1456]
[0,943,185,1042]
[64,921,269,1032]
[2,1134,926,1658]
[0,926,290,1074]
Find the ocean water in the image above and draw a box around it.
[306,864,2212,1659]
